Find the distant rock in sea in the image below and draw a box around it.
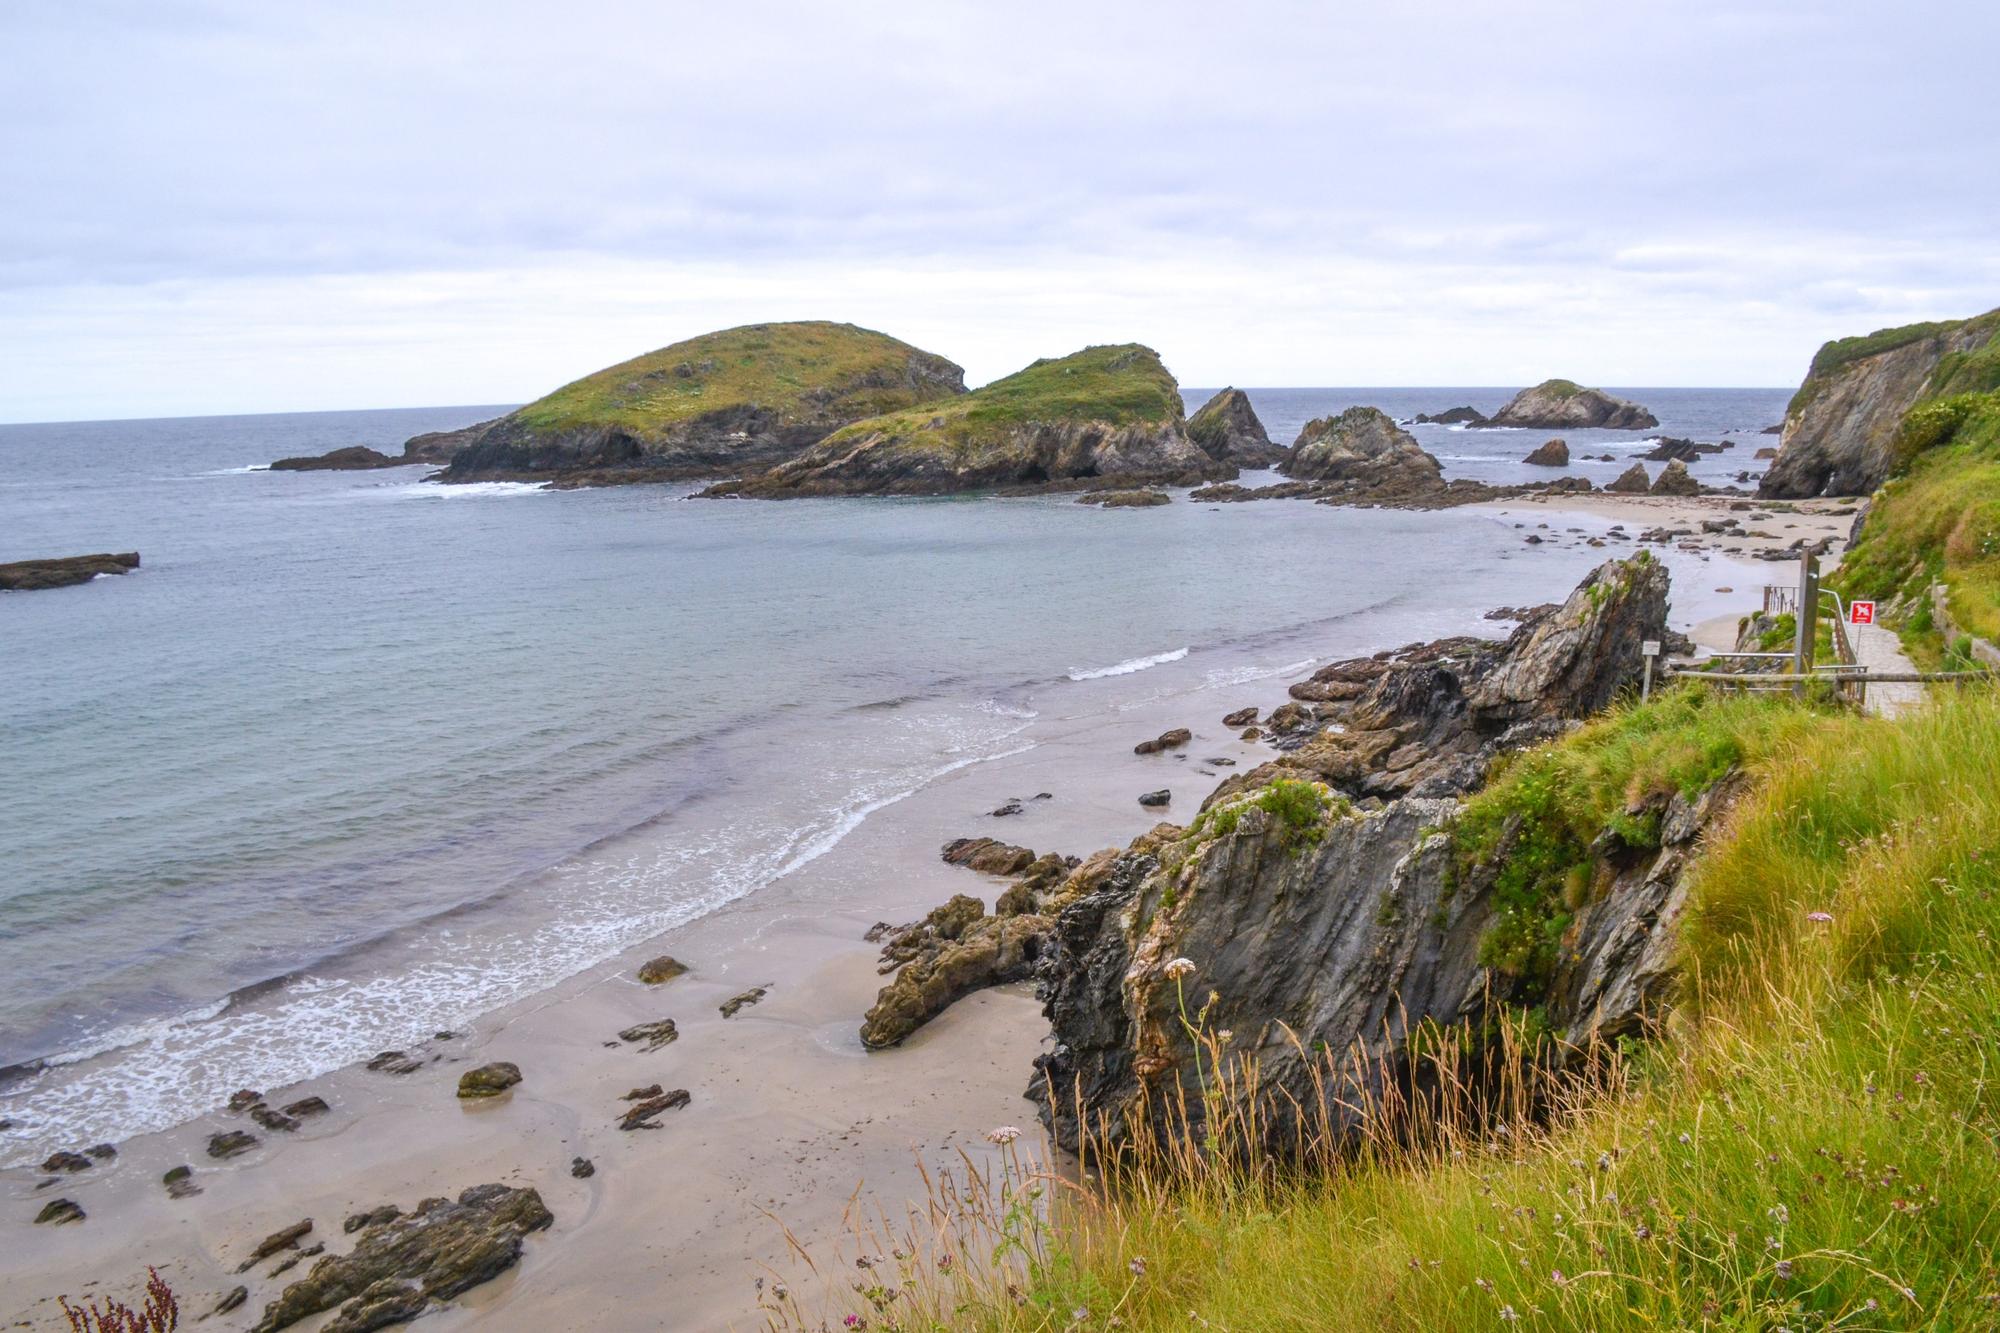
[269,445,409,471]
[1280,406,1444,498]
[434,321,967,487]
[1186,388,1285,467]
[1522,438,1570,467]
[0,551,140,591]
[1415,405,1489,426]
[706,344,1228,498]
[1488,379,1658,431]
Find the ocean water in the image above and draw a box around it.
[0,387,1789,1160]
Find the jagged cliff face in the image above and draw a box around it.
[1488,380,1657,431]
[1187,388,1286,468]
[1279,406,1443,493]
[710,344,1230,497]
[1761,309,2000,498]
[435,321,967,484]
[1031,771,1729,1153]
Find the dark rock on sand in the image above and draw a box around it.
[252,1105,302,1133]
[283,1096,331,1118]
[35,1198,85,1225]
[238,1218,314,1272]
[269,1245,324,1278]
[344,1205,402,1235]
[209,1130,259,1159]
[720,987,767,1018]
[164,1164,201,1199]
[269,445,407,472]
[1221,706,1258,727]
[1605,463,1652,494]
[637,956,688,984]
[455,1063,523,1099]
[0,552,140,592]
[216,1287,250,1315]
[250,1184,552,1333]
[623,1084,663,1100]
[1078,488,1171,508]
[229,1089,265,1112]
[618,1089,691,1130]
[1133,727,1191,755]
[1137,789,1171,807]
[1187,388,1286,467]
[616,1020,679,1052]
[366,1050,423,1075]
[990,799,1024,817]
[570,1156,595,1179]
[1522,438,1570,467]
[1650,460,1701,496]
[41,1150,94,1173]
[942,837,1036,876]
[1488,380,1657,430]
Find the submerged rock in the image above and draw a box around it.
[1133,727,1191,755]
[208,1130,258,1159]
[40,1150,93,1173]
[250,1184,552,1333]
[366,1050,423,1075]
[455,1063,523,1099]
[0,552,140,592]
[1078,488,1172,508]
[1489,380,1657,430]
[1187,388,1286,467]
[163,1164,201,1198]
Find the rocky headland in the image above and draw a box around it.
[1760,305,2000,498]
[703,344,1229,498]
[430,321,966,486]
[1185,388,1286,468]
[1487,379,1658,430]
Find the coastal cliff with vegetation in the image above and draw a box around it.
[430,321,966,485]
[1761,306,2000,498]
[706,344,1227,497]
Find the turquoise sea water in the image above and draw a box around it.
[0,387,1788,1159]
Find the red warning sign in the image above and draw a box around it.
[1850,600,1877,626]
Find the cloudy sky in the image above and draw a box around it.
[3,0,1996,422]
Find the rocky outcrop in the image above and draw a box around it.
[1186,388,1285,467]
[1280,407,1444,498]
[1605,463,1651,494]
[1415,406,1489,426]
[0,552,139,591]
[707,345,1227,498]
[941,838,1036,876]
[1488,380,1657,431]
[400,420,497,465]
[862,909,1053,1048]
[1650,460,1701,496]
[1222,556,1670,803]
[269,446,409,472]
[1761,307,2000,498]
[436,322,966,486]
[250,1184,552,1333]
[1029,766,1731,1154]
[1078,489,1171,508]
[1643,437,1725,462]
[1522,438,1570,467]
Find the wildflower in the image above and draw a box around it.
[1551,1269,1567,1287]
[1806,911,1834,923]
[1767,1204,1789,1226]
[1071,1306,1089,1324]
[985,1125,1023,1144]
[1499,1306,1519,1322]
[1775,1260,1794,1280]
[844,1317,865,1330]
[1475,1278,1494,1292]
[1634,1224,1651,1240]
[1129,1257,1147,1277]
[1163,957,1197,980]
[1678,1132,1692,1145]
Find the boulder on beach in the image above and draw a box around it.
[1187,387,1286,467]
[248,1184,552,1333]
[35,1199,85,1225]
[437,322,967,486]
[1133,727,1192,755]
[1522,438,1570,467]
[208,1129,258,1158]
[1138,789,1172,807]
[0,552,140,592]
[941,837,1036,876]
[455,1062,523,1099]
[616,1019,679,1052]
[618,1088,691,1130]
[1605,463,1652,494]
[720,987,767,1018]
[1650,460,1701,496]
[636,956,688,984]
[1222,706,1258,727]
[1280,407,1444,497]
[1488,380,1658,431]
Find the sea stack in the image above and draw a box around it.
[1279,407,1444,497]
[1488,379,1658,430]
[434,321,967,486]
[706,344,1228,497]
[1186,388,1285,467]
[1522,438,1570,467]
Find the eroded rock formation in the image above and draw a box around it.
[1187,388,1285,467]
[1488,380,1657,430]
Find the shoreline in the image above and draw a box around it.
[0,515,1817,1330]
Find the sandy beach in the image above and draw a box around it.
[1,519,1808,1332]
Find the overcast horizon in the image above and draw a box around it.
[4,0,1997,424]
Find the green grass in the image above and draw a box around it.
[1535,378,1584,400]
[1788,308,2000,418]
[812,343,1182,459]
[817,688,2000,1331]
[1830,390,2000,657]
[507,320,961,439]
[1184,778,1345,856]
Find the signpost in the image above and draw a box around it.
[1851,600,1877,626]
[1641,639,1661,700]
[1794,554,1821,695]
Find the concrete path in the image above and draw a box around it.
[1852,620,1923,719]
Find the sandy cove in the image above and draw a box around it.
[1,531,1799,1333]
